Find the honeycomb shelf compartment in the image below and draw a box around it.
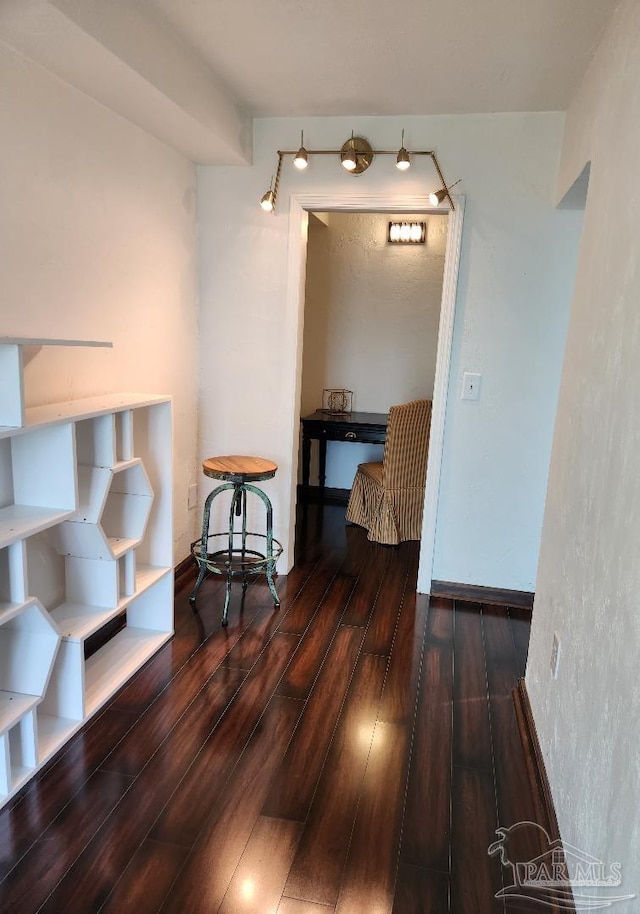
[52,458,153,561]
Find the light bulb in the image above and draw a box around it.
[396,148,410,171]
[396,130,410,171]
[342,132,357,171]
[260,190,275,211]
[293,131,308,170]
[429,187,448,206]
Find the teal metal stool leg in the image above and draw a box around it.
[241,487,248,594]
[221,483,244,626]
[244,483,280,608]
[189,482,235,613]
[190,564,208,607]
[221,573,232,627]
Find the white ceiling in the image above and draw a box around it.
[0,0,619,163]
[148,0,619,117]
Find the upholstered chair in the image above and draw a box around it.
[346,399,432,545]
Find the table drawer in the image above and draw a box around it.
[306,423,385,444]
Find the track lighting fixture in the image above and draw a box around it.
[396,130,410,171]
[259,132,460,214]
[428,179,462,206]
[293,131,308,170]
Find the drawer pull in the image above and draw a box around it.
[345,431,357,440]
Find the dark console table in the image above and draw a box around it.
[300,410,388,497]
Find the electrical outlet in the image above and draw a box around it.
[188,483,197,510]
[461,371,481,401]
[550,632,561,678]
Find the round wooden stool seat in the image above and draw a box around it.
[202,455,277,483]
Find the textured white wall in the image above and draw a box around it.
[301,211,446,489]
[0,43,199,561]
[198,113,581,586]
[527,1,640,905]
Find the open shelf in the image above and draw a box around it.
[41,569,172,727]
[130,563,171,598]
[46,557,168,639]
[0,505,75,549]
[36,710,80,764]
[49,561,171,643]
[0,337,112,348]
[109,536,140,559]
[84,627,170,717]
[50,602,122,643]
[0,422,76,548]
[0,339,112,430]
[0,395,170,441]
[0,691,38,735]
[0,393,169,439]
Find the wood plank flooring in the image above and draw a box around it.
[0,504,535,913]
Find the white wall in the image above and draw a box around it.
[198,114,581,587]
[0,43,199,561]
[527,1,640,905]
[301,211,446,489]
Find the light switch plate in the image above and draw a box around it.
[462,372,481,401]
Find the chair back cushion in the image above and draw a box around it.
[382,399,432,490]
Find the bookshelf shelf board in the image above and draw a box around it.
[0,691,39,735]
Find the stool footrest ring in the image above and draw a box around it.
[191,533,283,576]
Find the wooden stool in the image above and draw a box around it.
[189,456,282,626]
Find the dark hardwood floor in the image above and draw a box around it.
[0,504,536,913]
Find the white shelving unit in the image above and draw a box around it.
[0,338,173,808]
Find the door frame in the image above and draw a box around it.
[282,192,465,593]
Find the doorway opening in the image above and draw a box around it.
[298,208,447,494]
[282,193,465,593]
